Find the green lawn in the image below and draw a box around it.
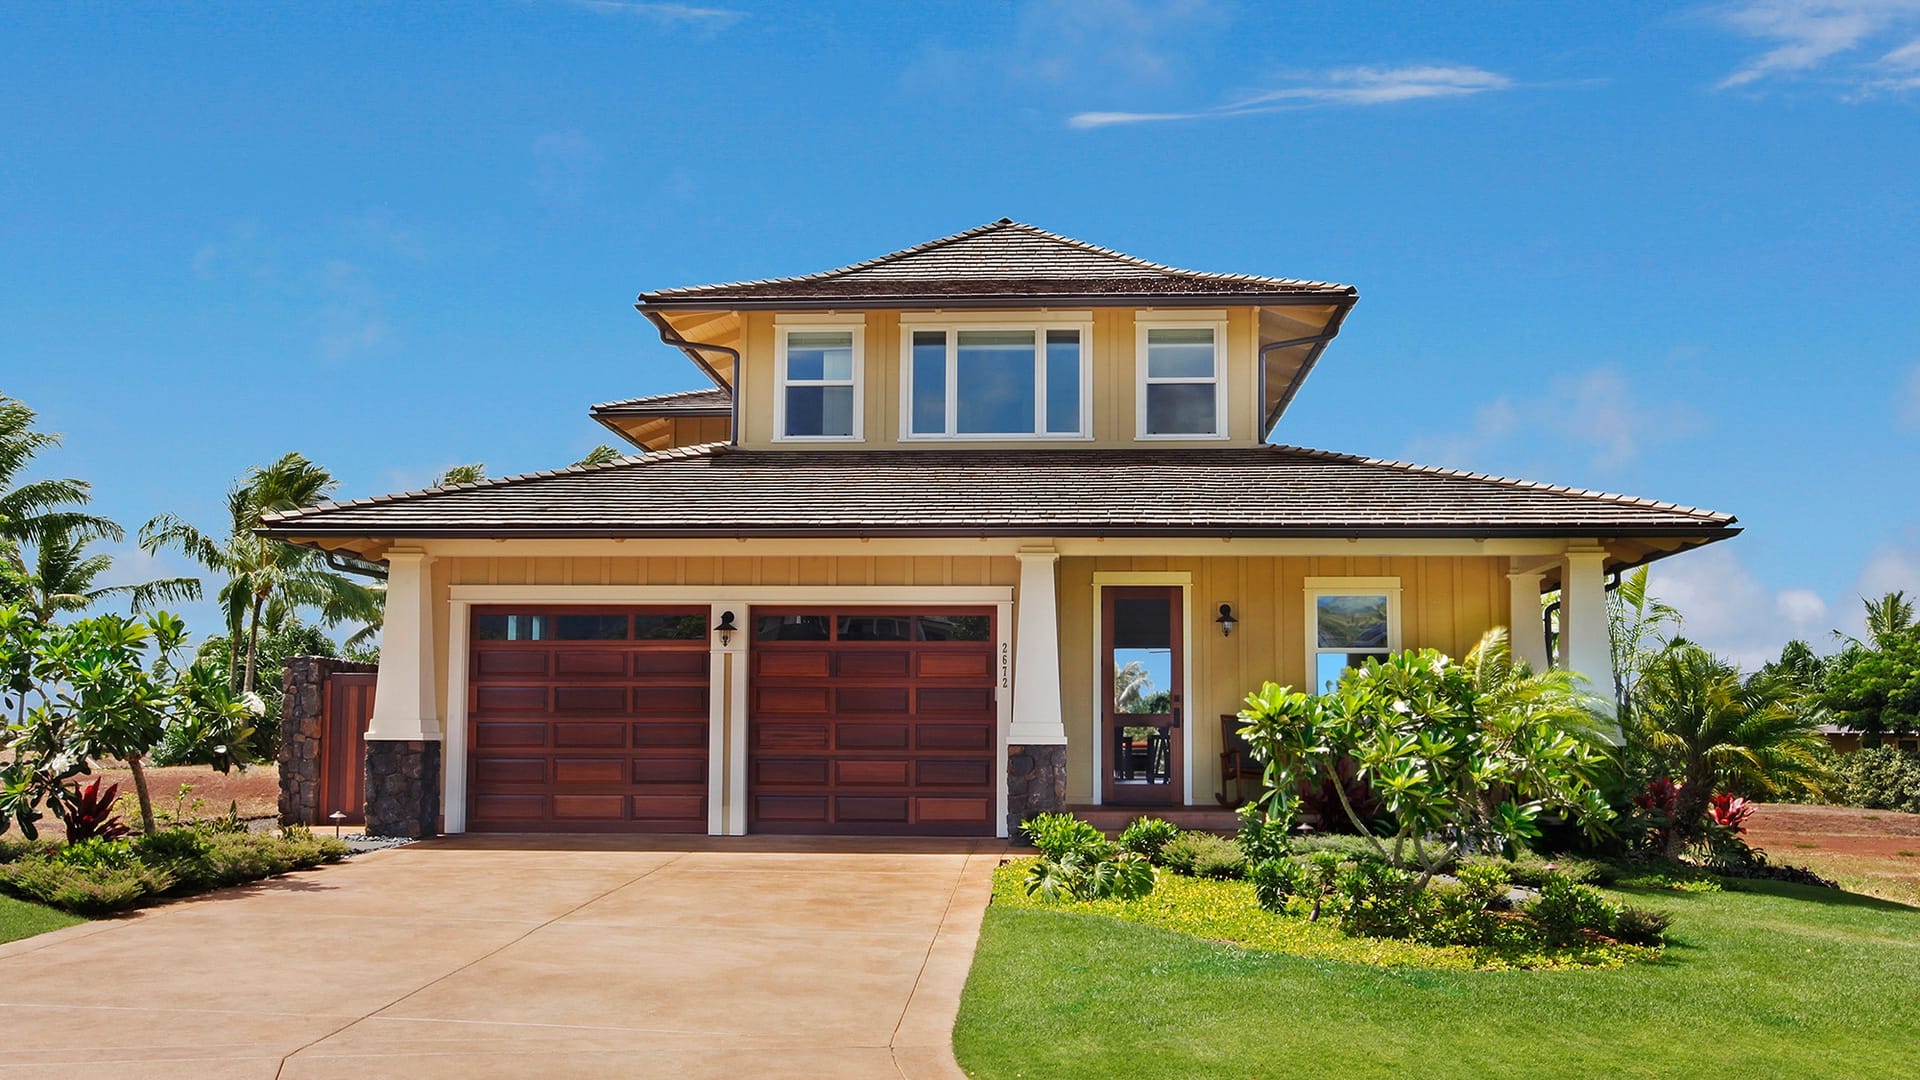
[954,879,1920,1078]
[0,893,84,945]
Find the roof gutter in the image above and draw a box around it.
[637,291,1355,313]
[638,309,742,447]
[1262,296,1358,438]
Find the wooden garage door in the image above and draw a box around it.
[468,607,709,833]
[749,607,997,836]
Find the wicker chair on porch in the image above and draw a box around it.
[1218,714,1260,807]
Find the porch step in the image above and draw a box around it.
[1065,804,1241,836]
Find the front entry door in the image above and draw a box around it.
[1101,586,1183,806]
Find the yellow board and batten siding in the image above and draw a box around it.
[733,307,1267,449]
[436,551,1509,809]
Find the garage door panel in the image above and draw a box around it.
[756,723,830,750]
[749,606,996,836]
[633,759,707,785]
[467,606,710,833]
[475,686,549,712]
[476,651,549,677]
[475,722,550,748]
[632,722,707,748]
[836,651,910,678]
[474,757,548,784]
[916,759,991,787]
[553,686,628,713]
[837,686,910,713]
[835,796,910,823]
[836,724,911,750]
[552,721,627,748]
[552,651,629,677]
[916,797,991,824]
[553,758,626,784]
[836,760,910,786]
[917,724,992,751]
[553,794,628,820]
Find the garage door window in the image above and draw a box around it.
[635,613,708,640]
[554,613,631,640]
[474,613,549,641]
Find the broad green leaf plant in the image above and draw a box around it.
[1237,628,1615,889]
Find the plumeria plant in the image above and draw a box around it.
[1237,628,1616,891]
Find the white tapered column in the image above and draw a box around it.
[367,549,440,741]
[1560,547,1617,720]
[1010,549,1067,745]
[1507,565,1550,673]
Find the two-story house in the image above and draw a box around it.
[263,219,1738,839]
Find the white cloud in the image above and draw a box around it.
[1402,367,1696,476]
[1070,64,1511,128]
[902,0,1222,103]
[557,1,746,31]
[1711,0,1920,94]
[1648,547,1832,669]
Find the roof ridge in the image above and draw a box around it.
[643,219,1353,298]
[260,442,730,525]
[1263,444,1735,523]
[589,386,732,411]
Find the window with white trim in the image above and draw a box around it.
[1306,578,1402,692]
[904,325,1089,438]
[1138,324,1226,438]
[776,327,862,440]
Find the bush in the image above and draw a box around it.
[1119,817,1181,863]
[1022,812,1112,861]
[1527,874,1624,947]
[1288,833,1389,864]
[1612,905,1673,946]
[1160,832,1247,879]
[1459,852,1610,888]
[1830,747,1920,813]
[0,826,348,914]
[1336,860,1430,939]
[1235,805,1291,863]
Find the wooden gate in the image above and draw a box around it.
[318,672,377,825]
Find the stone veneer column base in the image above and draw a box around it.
[1006,743,1069,839]
[364,740,441,839]
[278,655,378,827]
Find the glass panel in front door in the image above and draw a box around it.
[1111,595,1175,790]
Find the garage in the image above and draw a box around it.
[466,606,710,833]
[748,607,997,836]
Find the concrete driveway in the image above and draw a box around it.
[0,835,1004,1078]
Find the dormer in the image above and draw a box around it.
[616,219,1357,451]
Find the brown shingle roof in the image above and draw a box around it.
[639,219,1357,307]
[261,444,1736,541]
[591,387,732,416]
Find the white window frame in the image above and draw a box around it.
[774,320,864,442]
[1304,576,1403,690]
[1135,316,1229,440]
[897,320,1094,441]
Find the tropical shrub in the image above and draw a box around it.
[1118,817,1180,862]
[0,826,348,914]
[1528,875,1625,947]
[57,777,128,842]
[1237,628,1614,889]
[1159,832,1247,879]
[1020,812,1156,902]
[1828,746,1920,813]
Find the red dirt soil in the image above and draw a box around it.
[31,765,280,841]
[1745,802,1920,858]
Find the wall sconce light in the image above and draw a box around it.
[1215,603,1237,638]
[714,610,738,648]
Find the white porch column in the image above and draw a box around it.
[367,549,441,741]
[1010,548,1068,745]
[1507,565,1551,673]
[1560,547,1617,719]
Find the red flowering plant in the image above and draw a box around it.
[1708,792,1755,834]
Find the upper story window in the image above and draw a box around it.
[776,325,863,441]
[1137,322,1227,439]
[903,323,1090,439]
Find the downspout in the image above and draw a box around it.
[325,549,388,581]
[639,308,743,447]
[1258,299,1355,439]
[1542,570,1621,668]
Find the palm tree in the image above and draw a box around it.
[5,524,200,623]
[434,463,486,486]
[1114,660,1155,714]
[141,453,383,695]
[1854,591,1915,650]
[1632,640,1828,853]
[0,394,120,548]
[1609,566,1682,726]
[575,445,622,467]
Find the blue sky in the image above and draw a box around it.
[4,0,1917,666]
